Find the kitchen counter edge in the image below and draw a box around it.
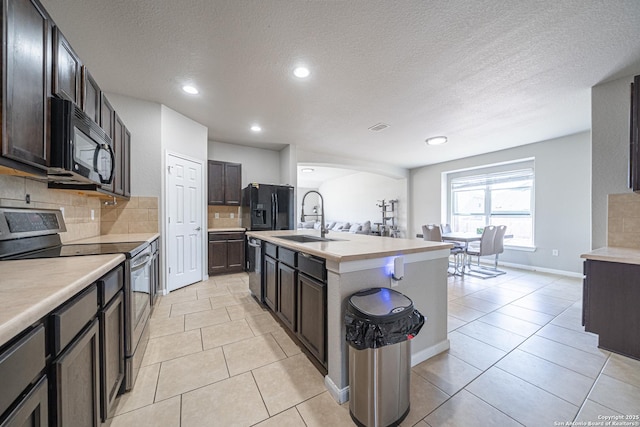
[580,246,640,266]
[246,230,452,262]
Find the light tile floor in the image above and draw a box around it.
[107,268,640,426]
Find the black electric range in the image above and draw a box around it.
[0,206,148,260]
[0,206,153,393]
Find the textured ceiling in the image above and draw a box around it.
[40,0,640,170]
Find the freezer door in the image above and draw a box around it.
[248,185,274,230]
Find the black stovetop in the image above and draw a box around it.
[6,241,148,260]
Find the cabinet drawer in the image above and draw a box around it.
[298,253,326,282]
[278,247,297,267]
[0,325,45,418]
[98,265,123,307]
[208,232,245,241]
[264,242,277,258]
[52,284,98,356]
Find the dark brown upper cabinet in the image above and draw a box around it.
[52,27,82,105]
[208,160,242,205]
[0,0,53,173]
[81,66,101,124]
[113,114,124,196]
[100,93,114,139]
[123,128,131,198]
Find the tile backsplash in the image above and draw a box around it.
[208,205,241,228]
[101,197,158,234]
[608,192,640,249]
[0,174,101,243]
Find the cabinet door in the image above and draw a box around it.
[208,240,227,275]
[81,66,101,124]
[277,263,297,331]
[297,273,326,364]
[100,94,114,139]
[264,256,277,312]
[227,238,245,273]
[99,292,124,422]
[52,27,81,104]
[112,114,124,196]
[123,128,131,198]
[224,163,242,205]
[53,318,100,427]
[2,0,52,169]
[207,161,225,205]
[0,376,48,427]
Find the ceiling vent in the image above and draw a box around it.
[368,123,390,132]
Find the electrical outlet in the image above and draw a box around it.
[552,249,559,256]
[91,209,95,221]
[215,213,220,219]
[230,213,234,219]
[25,194,31,204]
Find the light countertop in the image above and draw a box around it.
[70,233,160,244]
[0,254,125,347]
[208,227,246,232]
[581,246,640,265]
[245,230,451,262]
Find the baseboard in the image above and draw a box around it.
[325,375,349,404]
[411,339,450,367]
[495,261,584,278]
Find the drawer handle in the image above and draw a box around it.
[300,252,311,258]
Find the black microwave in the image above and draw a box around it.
[49,97,115,186]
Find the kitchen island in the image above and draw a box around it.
[245,229,452,403]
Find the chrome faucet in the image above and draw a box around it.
[300,190,328,238]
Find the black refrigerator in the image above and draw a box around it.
[241,183,295,231]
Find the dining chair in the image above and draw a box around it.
[464,225,504,278]
[423,224,463,275]
[490,225,507,271]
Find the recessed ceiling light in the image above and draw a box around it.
[425,136,448,146]
[301,168,314,173]
[293,66,310,79]
[182,85,199,95]
[250,124,262,132]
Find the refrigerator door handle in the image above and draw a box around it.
[273,192,278,229]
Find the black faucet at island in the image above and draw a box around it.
[300,190,328,238]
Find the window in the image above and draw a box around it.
[450,167,534,247]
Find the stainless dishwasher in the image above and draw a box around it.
[246,237,263,303]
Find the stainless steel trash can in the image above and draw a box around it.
[345,288,425,427]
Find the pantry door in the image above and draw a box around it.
[166,153,204,291]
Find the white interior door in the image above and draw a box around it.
[167,153,203,291]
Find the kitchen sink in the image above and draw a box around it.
[277,235,342,243]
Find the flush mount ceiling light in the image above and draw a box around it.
[250,124,262,132]
[182,85,199,95]
[425,136,448,146]
[301,168,314,173]
[293,66,310,79]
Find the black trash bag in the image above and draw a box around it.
[345,308,425,350]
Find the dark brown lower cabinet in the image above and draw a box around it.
[297,273,327,364]
[208,232,245,275]
[264,255,277,312]
[1,376,48,427]
[277,263,296,331]
[583,260,640,359]
[99,292,124,421]
[52,318,100,427]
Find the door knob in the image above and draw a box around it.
[195,227,201,231]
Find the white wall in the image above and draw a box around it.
[411,131,591,274]
[318,172,408,236]
[161,106,208,162]
[591,74,637,249]
[208,141,281,187]
[106,93,162,197]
